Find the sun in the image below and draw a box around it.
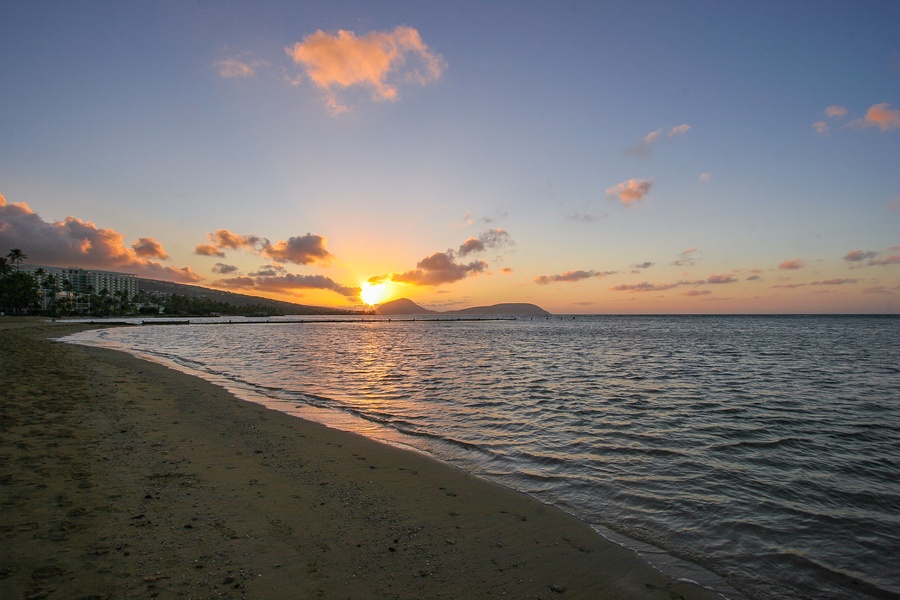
[360,281,392,306]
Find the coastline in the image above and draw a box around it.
[1,319,723,599]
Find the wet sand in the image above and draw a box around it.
[0,318,722,599]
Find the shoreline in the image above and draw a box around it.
[1,319,725,599]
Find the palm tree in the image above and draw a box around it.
[7,249,27,271]
[0,257,10,277]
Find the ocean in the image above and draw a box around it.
[64,314,900,600]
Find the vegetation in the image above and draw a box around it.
[159,293,283,317]
[0,248,284,317]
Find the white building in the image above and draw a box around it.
[17,264,139,311]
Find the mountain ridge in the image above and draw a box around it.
[375,298,550,316]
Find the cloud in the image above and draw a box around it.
[194,244,226,257]
[844,247,900,268]
[630,261,654,270]
[706,274,738,284]
[625,129,661,157]
[860,103,900,131]
[210,229,265,251]
[457,228,513,257]
[567,212,610,222]
[772,283,806,289]
[534,270,613,285]
[211,263,239,275]
[814,105,849,135]
[810,278,859,285]
[869,254,900,266]
[610,281,681,292]
[812,121,830,135]
[263,234,333,265]
[500,267,514,274]
[285,26,446,114]
[215,56,265,78]
[131,237,169,259]
[778,259,806,270]
[0,194,201,283]
[682,289,711,297]
[626,125,690,156]
[699,172,711,182]
[213,273,360,299]
[606,178,653,205]
[672,248,702,267]
[843,249,879,262]
[380,251,487,287]
[197,229,334,266]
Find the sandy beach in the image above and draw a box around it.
[0,319,722,599]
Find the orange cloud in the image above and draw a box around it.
[286,26,445,114]
[606,178,653,205]
[0,194,200,282]
[825,105,847,118]
[778,259,806,270]
[263,234,333,265]
[669,124,690,137]
[861,103,900,131]
[131,237,169,259]
[194,243,226,257]
[196,229,334,266]
[375,249,488,288]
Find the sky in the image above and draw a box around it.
[1,1,898,314]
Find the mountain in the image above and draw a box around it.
[374,298,438,315]
[446,303,550,316]
[137,278,349,315]
[375,298,549,316]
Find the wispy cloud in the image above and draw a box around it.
[625,124,690,156]
[625,129,661,157]
[699,172,711,182]
[534,270,614,285]
[285,26,446,114]
[610,281,681,292]
[672,248,702,267]
[0,194,201,282]
[215,56,266,78]
[606,178,653,205]
[213,273,360,299]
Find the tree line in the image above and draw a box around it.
[0,249,282,317]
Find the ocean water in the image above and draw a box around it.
[65,315,900,600]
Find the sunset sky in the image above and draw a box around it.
[2,1,898,313]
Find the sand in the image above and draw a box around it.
[0,318,723,599]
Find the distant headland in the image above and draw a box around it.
[374,298,550,317]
